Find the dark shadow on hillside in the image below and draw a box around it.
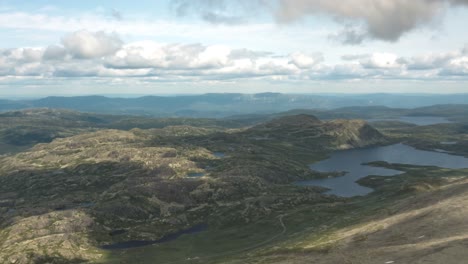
[30,254,87,264]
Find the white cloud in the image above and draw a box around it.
[403,52,456,70]
[1,30,468,83]
[3,48,44,63]
[289,52,323,69]
[105,42,231,70]
[43,45,67,60]
[360,53,402,69]
[440,54,468,76]
[62,30,122,59]
[15,62,51,77]
[326,64,370,79]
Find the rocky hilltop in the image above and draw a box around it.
[249,114,386,150]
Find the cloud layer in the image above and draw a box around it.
[62,31,123,59]
[0,30,467,84]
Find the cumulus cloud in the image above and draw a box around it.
[402,52,456,70]
[3,48,43,63]
[360,53,403,69]
[105,42,232,70]
[228,49,273,60]
[341,54,369,61]
[438,51,468,76]
[341,46,468,77]
[62,30,123,59]
[1,30,468,82]
[172,0,468,43]
[439,61,468,76]
[0,31,308,80]
[43,45,67,60]
[323,64,370,80]
[289,52,323,69]
[105,41,300,79]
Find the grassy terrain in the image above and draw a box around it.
[0,108,249,156]
[225,165,468,264]
[96,164,468,264]
[372,122,468,157]
[1,112,386,263]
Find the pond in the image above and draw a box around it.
[101,224,208,250]
[296,143,468,197]
[441,141,457,145]
[213,152,226,158]
[367,116,452,126]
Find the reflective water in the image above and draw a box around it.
[296,143,468,197]
[213,152,226,158]
[102,224,208,250]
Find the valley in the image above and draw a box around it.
[0,105,468,263]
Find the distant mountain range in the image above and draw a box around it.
[1,93,468,117]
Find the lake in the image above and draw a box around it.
[367,116,452,126]
[296,143,468,197]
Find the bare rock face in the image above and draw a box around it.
[0,210,101,264]
[323,119,387,149]
[255,114,323,129]
[250,114,386,150]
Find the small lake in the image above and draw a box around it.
[296,143,468,197]
[213,152,226,158]
[102,224,208,250]
[441,141,457,145]
[367,116,452,126]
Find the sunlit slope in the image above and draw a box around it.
[243,176,468,264]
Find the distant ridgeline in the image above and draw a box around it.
[1,93,468,117]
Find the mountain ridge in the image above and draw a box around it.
[2,93,468,118]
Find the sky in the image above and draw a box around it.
[0,0,467,96]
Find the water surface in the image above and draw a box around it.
[297,143,468,197]
[441,141,457,145]
[102,224,207,250]
[213,152,226,158]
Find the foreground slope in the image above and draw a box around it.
[243,176,468,264]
